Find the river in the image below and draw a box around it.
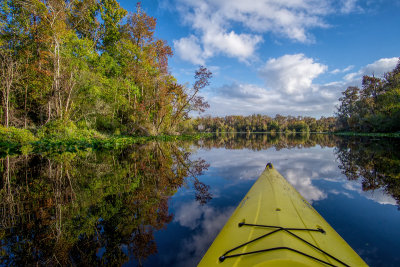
[1,133,399,266]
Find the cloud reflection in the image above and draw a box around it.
[342,181,397,205]
[194,146,396,206]
[196,147,334,203]
[285,169,327,203]
[172,201,235,267]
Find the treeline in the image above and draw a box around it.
[0,1,210,136]
[193,115,336,133]
[336,60,400,133]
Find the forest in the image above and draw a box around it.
[0,0,210,140]
[336,60,400,133]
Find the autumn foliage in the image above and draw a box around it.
[0,0,211,136]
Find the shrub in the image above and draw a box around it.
[0,126,37,144]
[36,120,102,141]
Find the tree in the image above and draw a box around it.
[0,49,20,127]
[99,0,127,53]
[336,59,400,133]
[171,66,211,130]
[69,0,100,44]
[0,0,213,135]
[336,86,360,131]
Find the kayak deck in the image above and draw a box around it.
[198,163,367,266]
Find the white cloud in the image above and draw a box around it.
[173,0,362,63]
[331,68,341,74]
[330,65,354,74]
[203,30,262,60]
[343,65,355,72]
[202,56,398,117]
[361,57,399,77]
[344,57,399,82]
[173,35,205,65]
[340,0,361,13]
[202,53,334,116]
[259,54,327,94]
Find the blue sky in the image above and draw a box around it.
[119,0,399,117]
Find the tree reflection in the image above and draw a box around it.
[335,137,400,207]
[0,142,210,266]
[195,132,337,150]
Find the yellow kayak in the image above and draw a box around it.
[198,163,367,267]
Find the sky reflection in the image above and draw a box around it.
[195,146,397,206]
[172,201,235,267]
[146,138,400,267]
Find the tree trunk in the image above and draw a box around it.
[24,85,28,128]
[5,87,9,128]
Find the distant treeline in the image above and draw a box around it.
[192,115,336,133]
[336,60,400,133]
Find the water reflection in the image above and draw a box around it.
[1,134,400,266]
[189,134,400,266]
[173,201,235,267]
[199,132,337,150]
[335,136,400,207]
[0,142,210,266]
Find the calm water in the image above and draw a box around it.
[1,134,400,266]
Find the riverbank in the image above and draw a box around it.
[0,126,211,156]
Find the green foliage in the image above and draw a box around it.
[36,120,100,141]
[336,60,400,133]
[0,0,210,138]
[100,0,127,53]
[0,125,37,144]
[287,121,310,133]
[194,115,335,134]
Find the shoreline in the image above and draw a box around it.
[0,133,212,156]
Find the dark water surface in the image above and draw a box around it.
[1,134,400,266]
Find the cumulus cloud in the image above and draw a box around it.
[173,0,264,63]
[202,56,399,117]
[259,54,327,95]
[173,35,205,65]
[172,0,362,63]
[203,54,335,116]
[344,57,399,82]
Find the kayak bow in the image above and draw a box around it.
[198,163,367,266]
